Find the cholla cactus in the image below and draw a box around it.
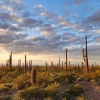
[31,68,36,85]
[82,35,89,73]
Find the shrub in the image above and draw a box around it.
[65,74,76,83]
[44,82,60,98]
[0,84,10,93]
[0,95,11,100]
[14,86,44,100]
[8,69,20,78]
[43,97,53,100]
[63,83,83,99]
[13,74,31,90]
[77,95,91,100]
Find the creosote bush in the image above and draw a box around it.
[77,95,91,100]
[0,84,10,93]
[14,86,44,100]
[45,82,60,98]
[13,74,31,90]
[63,83,83,99]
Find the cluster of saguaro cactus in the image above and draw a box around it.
[82,35,89,73]
[31,68,36,85]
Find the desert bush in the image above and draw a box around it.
[12,74,31,90]
[36,72,51,85]
[8,69,20,78]
[0,95,11,100]
[65,74,76,83]
[77,95,91,100]
[63,83,83,99]
[0,70,5,78]
[0,84,10,93]
[43,97,53,100]
[77,75,84,81]
[0,75,13,83]
[14,86,44,100]
[44,82,60,99]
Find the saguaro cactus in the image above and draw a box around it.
[59,57,60,68]
[69,61,70,67]
[31,68,36,85]
[8,52,12,71]
[29,60,32,72]
[82,35,89,73]
[62,61,63,70]
[82,62,83,67]
[10,52,12,69]
[46,62,47,70]
[18,59,21,68]
[24,55,26,74]
[9,55,11,71]
[65,49,68,72]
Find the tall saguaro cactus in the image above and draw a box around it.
[59,57,60,68]
[8,52,12,71]
[62,61,63,70]
[18,59,21,68]
[82,35,89,73]
[9,55,11,71]
[69,61,70,67]
[24,55,26,74]
[29,60,32,72]
[46,62,47,70]
[66,49,68,72]
[11,52,12,69]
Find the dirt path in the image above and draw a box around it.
[79,81,100,100]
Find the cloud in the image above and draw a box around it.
[2,0,26,11]
[21,18,44,28]
[40,9,58,19]
[73,0,85,6]
[34,4,43,9]
[0,29,28,44]
[35,24,56,36]
[21,10,31,18]
[83,9,100,25]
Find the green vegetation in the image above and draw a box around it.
[0,65,100,100]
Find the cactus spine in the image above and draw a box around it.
[82,35,89,73]
[31,68,36,85]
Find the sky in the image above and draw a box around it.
[0,0,100,66]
